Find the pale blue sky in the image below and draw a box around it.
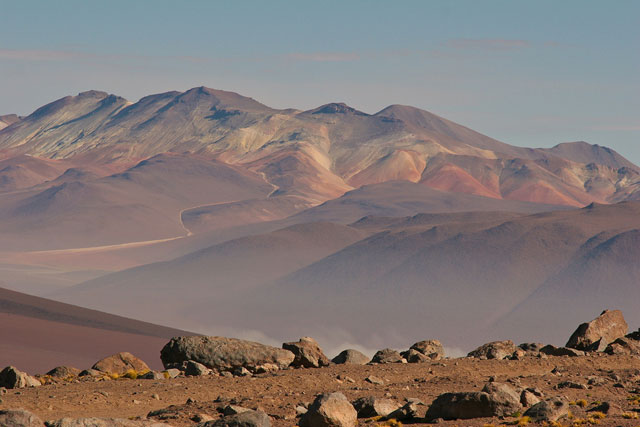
[1,0,639,162]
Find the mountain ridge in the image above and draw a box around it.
[1,86,637,208]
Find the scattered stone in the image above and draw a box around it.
[160,336,295,372]
[370,348,403,364]
[539,345,584,357]
[425,382,522,420]
[92,352,150,375]
[164,369,181,379]
[467,340,516,360]
[78,369,102,378]
[605,336,640,355]
[254,363,279,374]
[192,414,215,423]
[223,405,252,416]
[408,340,445,360]
[151,394,160,400]
[352,396,401,418]
[523,397,569,422]
[557,381,587,390]
[587,376,606,386]
[518,343,544,352]
[520,390,541,407]
[588,401,622,415]
[233,367,251,377]
[510,349,526,360]
[282,337,330,368]
[566,309,628,351]
[202,410,271,427]
[401,349,431,363]
[296,406,308,415]
[45,366,81,379]
[0,409,44,426]
[331,350,369,365]
[184,360,210,377]
[365,375,384,385]
[0,366,41,389]
[386,399,423,422]
[140,371,165,380]
[300,392,357,427]
[47,418,172,426]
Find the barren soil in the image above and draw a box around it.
[3,354,640,426]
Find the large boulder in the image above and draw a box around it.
[467,340,516,360]
[0,409,45,426]
[202,410,271,427]
[407,340,445,360]
[282,337,330,368]
[300,392,357,427]
[0,366,41,389]
[402,349,431,363]
[352,396,401,418]
[160,336,294,372]
[539,345,584,357]
[46,366,81,378]
[605,337,640,355]
[386,399,425,421]
[331,349,369,365]
[425,383,522,420]
[370,348,404,364]
[566,309,628,351]
[92,352,150,375]
[523,398,569,422]
[47,419,173,426]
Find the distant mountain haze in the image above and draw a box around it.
[0,86,639,361]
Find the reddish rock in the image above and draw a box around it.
[92,352,150,375]
[282,337,329,368]
[566,310,628,351]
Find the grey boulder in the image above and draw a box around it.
[300,392,357,427]
[160,336,294,372]
[331,350,369,365]
[0,409,45,427]
[523,398,569,422]
[352,396,401,418]
[467,340,516,360]
[425,383,522,420]
[200,410,271,427]
[370,348,404,364]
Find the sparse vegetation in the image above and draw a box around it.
[376,419,402,427]
[508,415,530,426]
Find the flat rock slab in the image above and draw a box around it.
[160,336,294,372]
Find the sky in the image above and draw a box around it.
[1,0,639,162]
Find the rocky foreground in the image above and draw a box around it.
[1,310,640,426]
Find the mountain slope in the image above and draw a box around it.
[0,287,194,373]
[0,153,273,250]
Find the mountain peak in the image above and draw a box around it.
[544,141,639,172]
[76,90,110,99]
[306,103,368,116]
[176,86,273,112]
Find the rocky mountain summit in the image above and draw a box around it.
[2,310,640,426]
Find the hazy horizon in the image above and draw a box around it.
[2,0,639,163]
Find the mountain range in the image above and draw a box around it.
[1,87,639,357]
